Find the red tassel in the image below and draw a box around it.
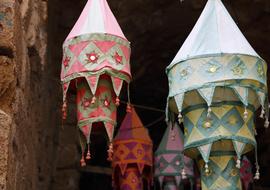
[86,144,91,160]
[62,101,67,120]
[126,104,132,113]
[91,96,96,104]
[80,156,86,167]
[115,97,120,106]
[107,143,113,161]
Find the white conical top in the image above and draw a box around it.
[169,0,259,67]
[65,0,126,41]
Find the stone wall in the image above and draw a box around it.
[0,0,56,189]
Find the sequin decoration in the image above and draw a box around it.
[86,52,98,63]
[63,56,70,67]
[114,52,123,64]
[257,63,264,79]
[179,66,192,80]
[231,61,247,76]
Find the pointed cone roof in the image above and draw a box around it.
[169,0,259,68]
[114,107,152,143]
[156,123,184,153]
[66,0,127,41]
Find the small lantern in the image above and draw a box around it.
[155,122,194,189]
[112,107,153,190]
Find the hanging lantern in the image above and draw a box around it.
[155,122,194,190]
[60,0,131,164]
[112,107,153,190]
[166,0,268,189]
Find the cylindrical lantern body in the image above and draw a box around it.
[119,167,143,190]
[155,123,194,188]
[197,154,242,190]
[112,108,153,190]
[76,75,117,143]
[166,0,268,189]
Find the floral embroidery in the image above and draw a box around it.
[86,52,98,63]
[257,63,264,78]
[63,56,70,67]
[81,98,92,109]
[179,66,192,80]
[231,62,246,76]
[205,59,222,74]
[114,52,123,64]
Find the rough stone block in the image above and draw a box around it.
[0,110,11,190]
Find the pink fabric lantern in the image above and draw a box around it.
[61,0,131,165]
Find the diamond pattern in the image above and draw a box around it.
[221,107,244,134]
[200,155,242,190]
[61,35,131,82]
[196,110,220,136]
[183,104,256,160]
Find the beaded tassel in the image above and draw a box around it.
[260,108,265,118]
[62,101,67,120]
[91,96,96,104]
[171,129,176,141]
[181,169,187,179]
[126,104,132,113]
[207,107,212,119]
[264,118,269,128]
[243,107,248,120]
[80,153,86,167]
[205,163,209,174]
[254,165,260,180]
[115,97,120,106]
[107,142,113,161]
[236,159,241,169]
[86,144,91,160]
[178,113,183,124]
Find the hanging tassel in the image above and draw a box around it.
[260,108,265,118]
[204,163,210,174]
[107,142,113,161]
[254,165,260,180]
[115,97,120,106]
[181,169,187,179]
[254,128,258,136]
[171,130,176,141]
[264,118,269,128]
[91,96,96,104]
[178,113,183,124]
[62,101,67,120]
[243,107,248,120]
[207,107,212,119]
[80,154,86,167]
[236,159,241,169]
[86,144,91,160]
[126,104,132,113]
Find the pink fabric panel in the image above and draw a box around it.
[66,0,93,41]
[65,60,87,77]
[93,60,131,75]
[69,41,90,57]
[120,45,131,61]
[94,41,116,53]
[101,0,126,39]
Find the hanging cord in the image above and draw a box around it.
[127,84,131,104]
[120,101,165,113]
[116,115,165,131]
